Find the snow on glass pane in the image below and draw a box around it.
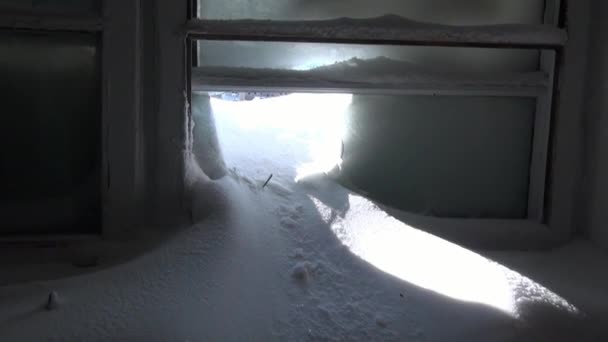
[198,41,540,73]
[197,0,544,25]
[192,90,534,219]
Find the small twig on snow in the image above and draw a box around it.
[262,174,273,188]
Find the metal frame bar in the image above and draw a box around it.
[527,0,563,221]
[187,0,199,67]
[186,16,566,49]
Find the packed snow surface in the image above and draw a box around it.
[0,93,606,341]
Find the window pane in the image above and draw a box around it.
[198,0,544,25]
[191,91,534,219]
[0,0,100,14]
[342,95,534,218]
[0,30,101,234]
[198,41,540,73]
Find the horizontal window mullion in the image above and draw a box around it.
[192,65,548,97]
[186,16,566,49]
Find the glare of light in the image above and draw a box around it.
[309,193,578,317]
[210,93,352,180]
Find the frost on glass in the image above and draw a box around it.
[197,0,544,25]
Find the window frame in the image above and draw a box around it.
[0,0,144,239]
[0,0,581,246]
[186,0,564,223]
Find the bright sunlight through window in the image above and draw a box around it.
[210,93,352,182]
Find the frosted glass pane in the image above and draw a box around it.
[0,0,100,14]
[198,0,544,25]
[342,95,535,218]
[0,31,100,233]
[198,41,539,73]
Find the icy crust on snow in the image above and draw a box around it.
[187,15,567,47]
[193,57,548,92]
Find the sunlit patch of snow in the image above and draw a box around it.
[309,193,578,317]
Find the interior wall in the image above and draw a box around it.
[580,0,608,248]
